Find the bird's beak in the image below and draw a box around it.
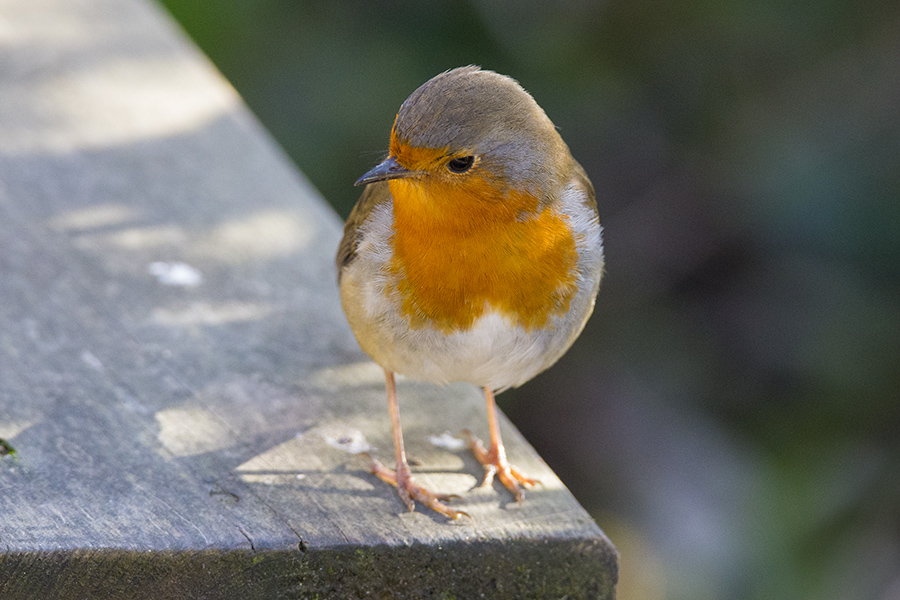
[354,156,415,186]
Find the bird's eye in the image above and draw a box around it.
[447,156,475,173]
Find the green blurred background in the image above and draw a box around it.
[156,1,900,598]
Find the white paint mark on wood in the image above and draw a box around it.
[148,261,203,287]
[427,432,466,451]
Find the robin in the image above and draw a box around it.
[336,66,604,519]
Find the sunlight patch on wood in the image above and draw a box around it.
[155,407,233,457]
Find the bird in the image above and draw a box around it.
[336,66,604,519]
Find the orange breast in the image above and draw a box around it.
[387,174,578,333]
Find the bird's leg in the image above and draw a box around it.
[465,387,540,502]
[368,369,470,520]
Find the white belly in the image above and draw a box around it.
[382,298,597,391]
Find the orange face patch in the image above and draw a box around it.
[390,140,447,172]
[389,120,451,172]
[386,161,578,333]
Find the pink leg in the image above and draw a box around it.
[368,370,470,520]
[465,387,540,502]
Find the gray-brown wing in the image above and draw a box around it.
[335,182,392,282]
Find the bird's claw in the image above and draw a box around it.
[463,429,540,502]
[367,455,472,521]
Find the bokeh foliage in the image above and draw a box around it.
[157,1,900,598]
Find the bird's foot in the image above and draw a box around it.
[366,454,471,521]
[463,430,540,502]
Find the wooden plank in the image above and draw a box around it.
[0,0,618,597]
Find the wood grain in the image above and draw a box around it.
[0,0,617,597]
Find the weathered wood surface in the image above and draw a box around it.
[0,0,617,597]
